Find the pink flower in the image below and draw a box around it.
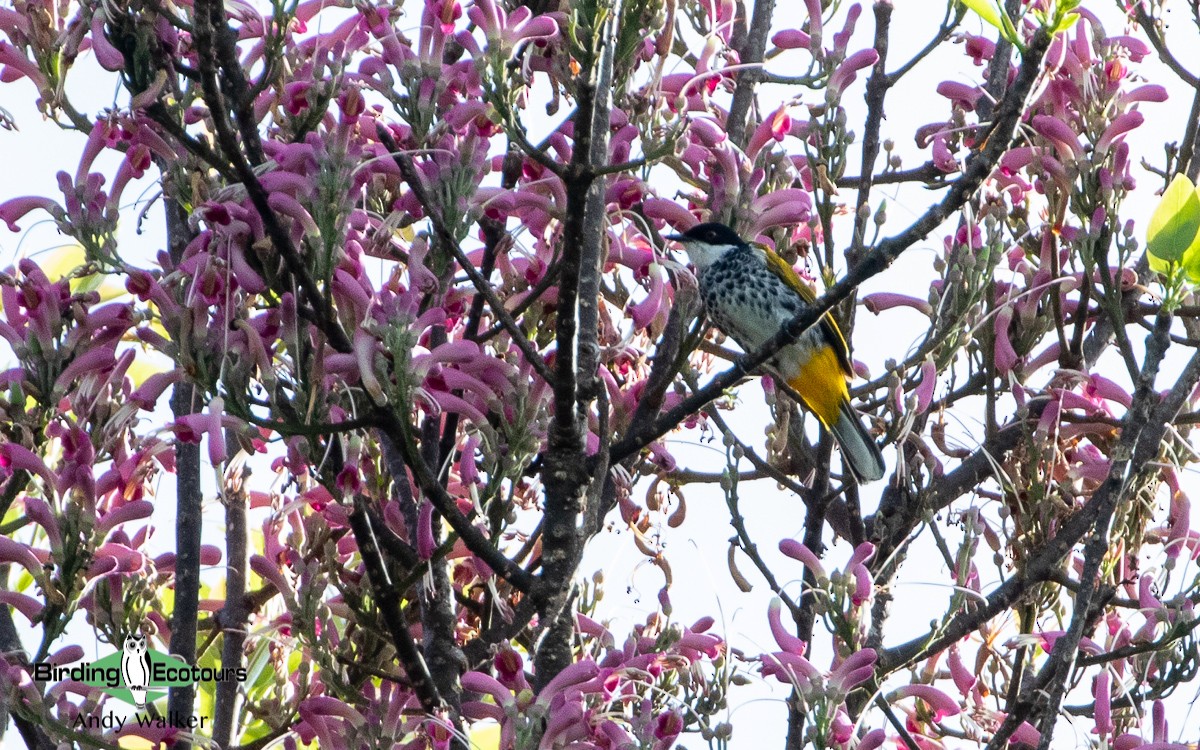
[993,307,1020,375]
[932,133,958,173]
[963,34,995,65]
[0,41,49,90]
[462,671,516,709]
[535,661,600,706]
[0,195,62,231]
[0,443,57,490]
[779,539,826,580]
[0,588,42,624]
[937,81,983,110]
[846,542,876,605]
[828,49,878,97]
[772,29,811,50]
[1093,671,1113,736]
[1117,84,1168,108]
[652,710,683,749]
[760,649,821,687]
[911,356,937,415]
[861,292,933,316]
[1096,110,1144,153]
[948,644,976,695]
[96,500,154,537]
[746,107,793,160]
[768,598,806,656]
[1032,115,1084,161]
[828,648,876,695]
[749,188,813,233]
[466,1,558,50]
[890,684,960,721]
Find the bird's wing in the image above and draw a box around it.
[753,242,854,377]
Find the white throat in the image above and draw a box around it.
[681,241,736,272]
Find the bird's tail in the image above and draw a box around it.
[830,399,885,483]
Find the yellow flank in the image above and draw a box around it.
[787,344,849,427]
[756,242,818,303]
[755,242,853,376]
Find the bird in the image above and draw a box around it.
[667,221,886,483]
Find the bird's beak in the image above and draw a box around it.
[664,232,684,242]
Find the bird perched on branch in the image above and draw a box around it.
[667,222,885,483]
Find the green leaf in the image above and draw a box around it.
[958,0,1004,30]
[1051,11,1080,34]
[959,0,1021,44]
[1181,223,1200,283]
[1147,174,1200,273]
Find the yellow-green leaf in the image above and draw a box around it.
[959,0,1021,44]
[959,0,1004,30]
[1181,222,1200,283]
[1148,174,1200,269]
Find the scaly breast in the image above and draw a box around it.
[699,255,822,362]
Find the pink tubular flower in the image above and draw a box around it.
[828,648,876,695]
[890,683,960,721]
[535,660,600,706]
[417,500,436,560]
[1117,84,1168,108]
[779,538,826,580]
[746,107,793,160]
[652,710,683,750]
[911,356,937,415]
[861,292,933,316]
[1093,671,1113,737]
[467,0,558,50]
[937,80,983,110]
[89,11,127,71]
[749,188,813,233]
[461,671,516,709]
[1167,490,1192,561]
[932,133,958,173]
[768,598,806,656]
[948,644,976,696]
[963,34,995,65]
[0,591,44,624]
[1031,114,1084,161]
[0,537,44,578]
[1096,110,1143,153]
[0,443,58,490]
[993,306,1020,375]
[96,500,154,538]
[0,195,62,231]
[760,649,821,687]
[0,41,49,90]
[1011,721,1041,746]
[828,49,878,97]
[771,29,811,50]
[845,542,876,605]
[88,542,147,578]
[857,728,888,750]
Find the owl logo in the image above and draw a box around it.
[120,631,151,710]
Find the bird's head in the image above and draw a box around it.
[666,222,747,271]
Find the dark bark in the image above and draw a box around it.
[0,596,55,749]
[166,193,202,743]
[532,4,617,689]
[848,2,892,262]
[213,462,249,748]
